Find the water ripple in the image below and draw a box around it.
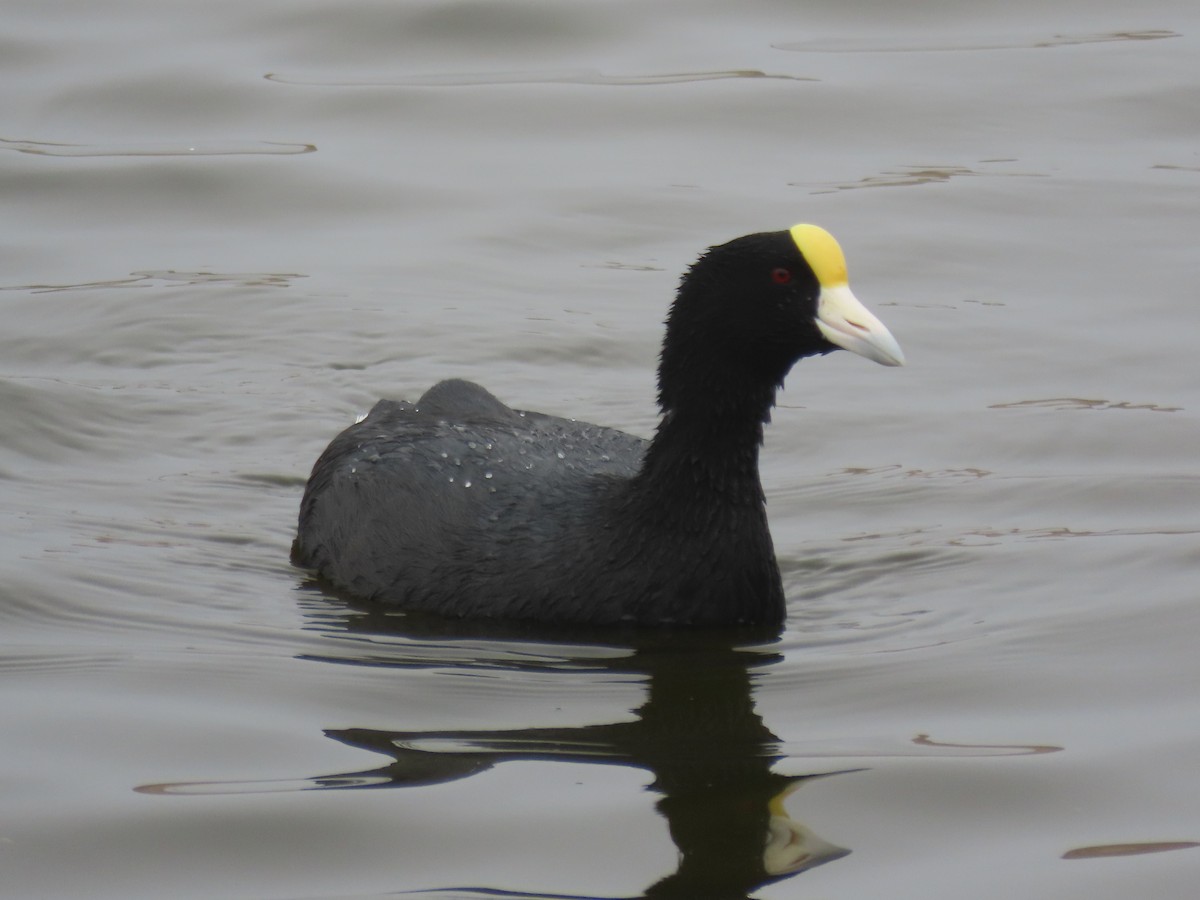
[990,397,1184,413]
[0,138,316,157]
[0,270,306,293]
[265,69,814,87]
[795,161,1046,194]
[1063,841,1200,860]
[776,29,1180,54]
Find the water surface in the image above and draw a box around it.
[3,0,1199,897]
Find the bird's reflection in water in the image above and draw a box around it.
[298,594,854,899]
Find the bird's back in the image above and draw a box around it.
[293,380,648,619]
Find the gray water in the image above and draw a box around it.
[3,0,1199,897]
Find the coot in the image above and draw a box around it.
[293,225,904,626]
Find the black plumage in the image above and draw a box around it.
[293,227,903,626]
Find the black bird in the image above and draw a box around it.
[293,225,904,626]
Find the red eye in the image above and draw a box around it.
[771,267,792,285]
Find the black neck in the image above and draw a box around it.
[635,375,779,510]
